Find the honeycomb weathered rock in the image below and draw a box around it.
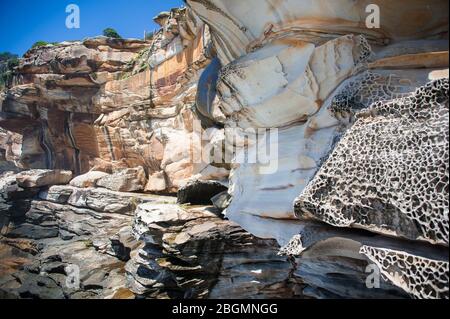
[360,245,449,299]
[330,71,411,120]
[295,78,449,246]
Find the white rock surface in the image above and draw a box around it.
[70,171,109,188]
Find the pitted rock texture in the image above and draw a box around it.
[360,246,449,299]
[330,71,414,121]
[295,79,449,246]
[278,221,449,299]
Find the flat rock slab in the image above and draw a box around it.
[16,170,73,188]
[97,167,147,192]
[69,171,109,188]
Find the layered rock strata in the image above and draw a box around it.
[0,170,175,299]
[127,203,303,299]
[0,7,229,193]
[1,170,308,299]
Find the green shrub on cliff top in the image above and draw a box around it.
[31,41,50,49]
[103,28,122,39]
[31,41,59,50]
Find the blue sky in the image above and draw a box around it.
[0,0,184,56]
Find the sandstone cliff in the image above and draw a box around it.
[0,8,228,193]
[0,1,448,299]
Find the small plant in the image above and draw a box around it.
[32,41,49,49]
[30,41,59,50]
[103,28,122,39]
[179,203,192,210]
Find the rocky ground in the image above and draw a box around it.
[0,169,306,299]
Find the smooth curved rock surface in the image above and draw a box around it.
[186,0,449,247]
[16,170,73,188]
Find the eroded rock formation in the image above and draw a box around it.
[0,7,228,193]
[295,79,449,246]
[0,1,449,299]
[185,0,449,299]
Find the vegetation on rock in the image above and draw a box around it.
[31,41,58,49]
[103,28,122,39]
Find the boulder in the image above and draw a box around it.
[16,170,73,188]
[40,185,175,215]
[177,180,228,205]
[144,171,167,193]
[69,171,110,188]
[97,167,147,192]
[38,186,73,204]
[7,224,60,240]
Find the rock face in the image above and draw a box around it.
[0,38,148,175]
[186,0,449,240]
[185,0,449,299]
[1,0,449,300]
[127,203,302,299]
[295,79,449,246]
[0,7,229,193]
